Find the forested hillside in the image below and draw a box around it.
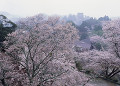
[0,12,120,86]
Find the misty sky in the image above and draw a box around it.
[0,0,120,18]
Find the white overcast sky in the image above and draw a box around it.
[0,0,120,18]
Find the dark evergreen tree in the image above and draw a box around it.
[0,15,17,47]
[98,15,111,21]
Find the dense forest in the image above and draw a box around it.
[0,13,120,86]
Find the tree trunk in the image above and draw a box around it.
[1,79,7,86]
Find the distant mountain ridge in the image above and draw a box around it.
[0,11,21,22]
[62,13,90,26]
[0,12,91,24]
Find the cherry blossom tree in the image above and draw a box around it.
[90,35,106,50]
[4,15,80,86]
[103,19,120,58]
[0,52,11,86]
[76,50,120,80]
